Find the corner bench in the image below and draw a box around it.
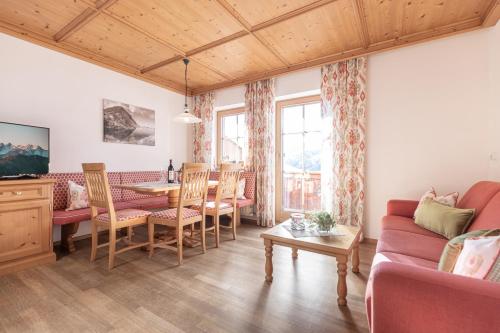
[42,170,256,253]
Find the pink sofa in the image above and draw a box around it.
[366,181,500,333]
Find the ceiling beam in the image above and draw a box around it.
[0,19,189,95]
[250,0,338,32]
[353,0,370,48]
[186,30,249,57]
[214,0,290,66]
[53,0,117,42]
[140,0,340,76]
[482,0,500,27]
[141,55,184,74]
[191,17,482,94]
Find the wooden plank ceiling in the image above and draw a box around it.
[0,0,498,95]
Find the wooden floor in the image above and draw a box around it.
[0,224,375,333]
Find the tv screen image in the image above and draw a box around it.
[0,122,50,177]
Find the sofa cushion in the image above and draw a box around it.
[414,199,475,239]
[382,215,444,238]
[127,196,169,210]
[52,201,140,225]
[457,181,500,215]
[373,252,438,270]
[468,192,500,231]
[377,229,448,262]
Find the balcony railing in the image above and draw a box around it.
[282,171,321,213]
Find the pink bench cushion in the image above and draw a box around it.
[376,229,447,263]
[121,171,161,201]
[42,172,122,210]
[127,196,169,210]
[206,194,254,208]
[381,216,445,239]
[52,201,140,225]
[96,208,151,223]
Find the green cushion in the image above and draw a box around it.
[414,198,475,240]
[438,229,499,272]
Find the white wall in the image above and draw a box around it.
[366,25,498,238]
[0,33,190,173]
[487,23,500,179]
[0,32,191,241]
[213,25,499,239]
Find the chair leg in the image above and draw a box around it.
[108,227,116,270]
[177,226,183,265]
[148,221,155,259]
[231,212,237,240]
[127,226,133,241]
[215,215,220,248]
[201,217,206,254]
[190,224,194,237]
[90,222,98,262]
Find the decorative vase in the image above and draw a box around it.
[290,213,305,231]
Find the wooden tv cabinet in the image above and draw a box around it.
[0,178,56,275]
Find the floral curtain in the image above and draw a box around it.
[320,57,367,230]
[193,92,215,168]
[245,79,276,227]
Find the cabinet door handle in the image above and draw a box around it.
[13,191,22,196]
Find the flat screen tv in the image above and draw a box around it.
[0,122,50,178]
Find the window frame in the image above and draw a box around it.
[216,107,246,166]
[275,95,321,222]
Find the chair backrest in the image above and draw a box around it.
[178,163,210,209]
[215,163,241,207]
[82,163,115,219]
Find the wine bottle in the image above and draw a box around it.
[168,159,175,183]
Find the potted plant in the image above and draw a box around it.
[309,211,336,234]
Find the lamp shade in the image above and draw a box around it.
[173,110,202,124]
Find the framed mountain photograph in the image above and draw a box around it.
[103,99,155,146]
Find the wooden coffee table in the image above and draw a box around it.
[260,220,361,306]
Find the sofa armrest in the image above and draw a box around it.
[386,199,419,218]
[371,262,500,333]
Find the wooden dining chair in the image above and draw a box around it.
[192,163,240,247]
[148,163,210,265]
[82,163,152,270]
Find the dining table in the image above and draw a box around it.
[113,180,219,247]
[115,180,219,208]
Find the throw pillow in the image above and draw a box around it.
[414,199,475,239]
[237,179,246,199]
[453,236,500,280]
[66,180,89,211]
[438,229,500,272]
[414,187,459,218]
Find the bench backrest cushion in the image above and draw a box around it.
[121,171,161,200]
[42,172,122,210]
[209,171,256,201]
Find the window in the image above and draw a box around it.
[276,96,321,221]
[217,108,247,165]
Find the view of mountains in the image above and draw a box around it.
[0,142,49,176]
[0,143,49,158]
[103,105,155,146]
